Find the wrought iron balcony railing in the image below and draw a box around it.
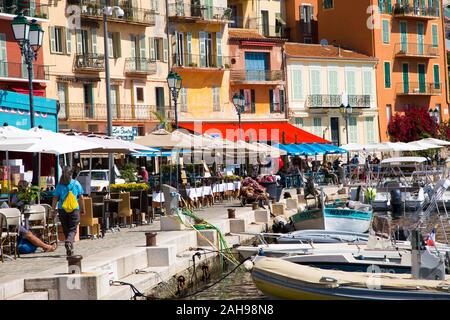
[124,58,157,75]
[74,54,105,72]
[230,70,284,82]
[394,43,439,58]
[393,3,440,19]
[59,103,160,121]
[0,61,49,80]
[306,94,371,109]
[167,3,231,22]
[172,53,231,69]
[0,0,49,19]
[70,0,156,25]
[396,82,442,95]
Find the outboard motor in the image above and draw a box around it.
[411,230,446,280]
[390,188,403,218]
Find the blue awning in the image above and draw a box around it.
[276,143,346,156]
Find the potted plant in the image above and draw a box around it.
[17,185,40,211]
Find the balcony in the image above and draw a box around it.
[59,103,159,121]
[74,54,105,73]
[393,3,440,20]
[395,43,439,59]
[167,3,231,23]
[396,82,442,95]
[0,61,49,81]
[306,94,371,109]
[172,54,231,70]
[230,70,284,84]
[124,58,157,75]
[69,0,156,26]
[244,18,289,38]
[0,0,49,19]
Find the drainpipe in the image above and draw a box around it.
[439,2,450,112]
[165,0,173,122]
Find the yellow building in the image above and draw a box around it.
[44,0,170,135]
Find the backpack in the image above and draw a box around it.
[62,183,78,213]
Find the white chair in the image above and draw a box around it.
[25,205,46,237]
[0,208,21,262]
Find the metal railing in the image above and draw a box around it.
[230,70,284,82]
[59,103,160,121]
[306,94,371,109]
[172,53,231,69]
[396,82,442,95]
[0,0,49,19]
[393,3,440,18]
[74,54,105,71]
[395,43,439,57]
[167,3,231,21]
[0,61,49,80]
[124,58,157,74]
[72,0,156,25]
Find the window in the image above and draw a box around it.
[433,64,440,89]
[328,70,339,95]
[382,20,390,44]
[365,117,375,143]
[136,87,144,103]
[348,117,358,143]
[180,88,187,112]
[304,38,313,44]
[269,89,284,113]
[323,0,333,9]
[291,69,303,100]
[150,38,168,62]
[108,32,121,58]
[294,118,304,128]
[386,104,392,123]
[345,70,356,95]
[363,70,373,98]
[432,24,438,47]
[155,87,165,112]
[384,62,391,88]
[312,117,322,136]
[240,89,256,113]
[57,82,68,119]
[310,70,321,94]
[379,0,392,14]
[49,26,65,54]
[300,5,313,23]
[212,87,220,111]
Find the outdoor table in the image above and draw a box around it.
[202,186,212,196]
[102,198,123,236]
[226,183,234,191]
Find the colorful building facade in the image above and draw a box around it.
[318,0,449,142]
[286,43,379,145]
[284,0,319,43]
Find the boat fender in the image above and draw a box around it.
[258,247,266,256]
[319,277,339,287]
[243,260,254,271]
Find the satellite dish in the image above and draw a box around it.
[320,39,329,46]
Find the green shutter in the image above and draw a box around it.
[417,23,424,55]
[65,28,72,55]
[418,64,426,93]
[346,70,356,94]
[149,38,155,60]
[349,117,358,143]
[292,69,303,100]
[384,62,391,88]
[365,117,375,143]
[400,21,407,52]
[328,70,338,94]
[363,70,372,97]
[163,38,168,62]
[311,70,321,94]
[49,26,56,53]
[313,117,322,136]
[382,20,390,44]
[432,25,438,47]
[387,0,392,13]
[0,33,8,77]
[434,65,440,89]
[216,32,222,67]
[402,63,409,93]
[186,32,192,65]
[91,28,97,54]
[269,90,274,112]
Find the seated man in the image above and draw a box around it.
[18,225,57,253]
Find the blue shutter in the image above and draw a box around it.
[434,65,440,89]
[384,62,391,88]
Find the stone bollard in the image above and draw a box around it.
[227,208,236,219]
[252,203,259,210]
[145,232,157,247]
[67,255,83,274]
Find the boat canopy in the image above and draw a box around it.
[380,157,428,164]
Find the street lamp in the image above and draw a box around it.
[232,93,245,141]
[339,103,352,145]
[102,5,124,189]
[11,13,44,186]
[167,71,182,130]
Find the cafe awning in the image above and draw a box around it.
[179,121,329,144]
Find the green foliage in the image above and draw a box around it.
[110,183,149,193]
[120,163,138,182]
[17,185,40,205]
[152,111,173,132]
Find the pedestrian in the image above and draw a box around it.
[52,166,85,256]
[141,166,149,183]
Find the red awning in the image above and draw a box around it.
[179,121,329,144]
[11,88,46,97]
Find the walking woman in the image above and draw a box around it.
[52,166,85,256]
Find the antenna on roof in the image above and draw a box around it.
[320,39,329,46]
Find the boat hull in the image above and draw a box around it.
[323,208,373,233]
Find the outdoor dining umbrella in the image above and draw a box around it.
[420,138,450,146]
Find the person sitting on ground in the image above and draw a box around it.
[18,225,57,253]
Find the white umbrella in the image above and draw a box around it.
[405,140,442,151]
[70,134,158,153]
[340,143,367,152]
[0,126,41,151]
[420,138,450,146]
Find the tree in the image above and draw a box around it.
[387,106,438,142]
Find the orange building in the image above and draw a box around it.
[318,0,449,141]
[284,0,319,43]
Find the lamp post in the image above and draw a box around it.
[167,71,182,130]
[232,93,245,141]
[102,6,124,188]
[339,103,352,146]
[11,13,44,186]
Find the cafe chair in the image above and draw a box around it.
[26,205,47,242]
[118,192,133,228]
[0,208,21,262]
[38,204,60,245]
[80,197,100,239]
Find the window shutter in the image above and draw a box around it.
[382,20,389,44]
[50,26,56,53]
[163,38,168,62]
[130,35,136,58]
[311,70,321,94]
[384,62,391,88]
[65,28,72,54]
[76,29,82,54]
[107,32,114,58]
[365,117,375,143]
[216,32,222,67]
[212,87,220,111]
[251,90,256,113]
[0,33,7,77]
[310,5,314,19]
[199,31,206,67]
[432,25,438,47]
[280,89,285,113]
[140,35,146,58]
[363,70,372,98]
[313,117,322,136]
[186,32,192,65]
[328,70,338,94]
[387,0,392,13]
[149,38,155,60]
[434,65,440,89]
[292,69,303,100]
[346,70,356,95]
[91,28,97,54]
[300,5,305,21]
[269,89,274,112]
[115,33,121,58]
[349,117,357,143]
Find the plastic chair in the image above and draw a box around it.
[80,197,100,239]
[0,208,21,261]
[118,192,133,227]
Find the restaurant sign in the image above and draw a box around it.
[112,126,138,141]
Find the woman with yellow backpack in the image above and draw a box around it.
[52,166,85,256]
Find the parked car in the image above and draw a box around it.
[77,169,125,192]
